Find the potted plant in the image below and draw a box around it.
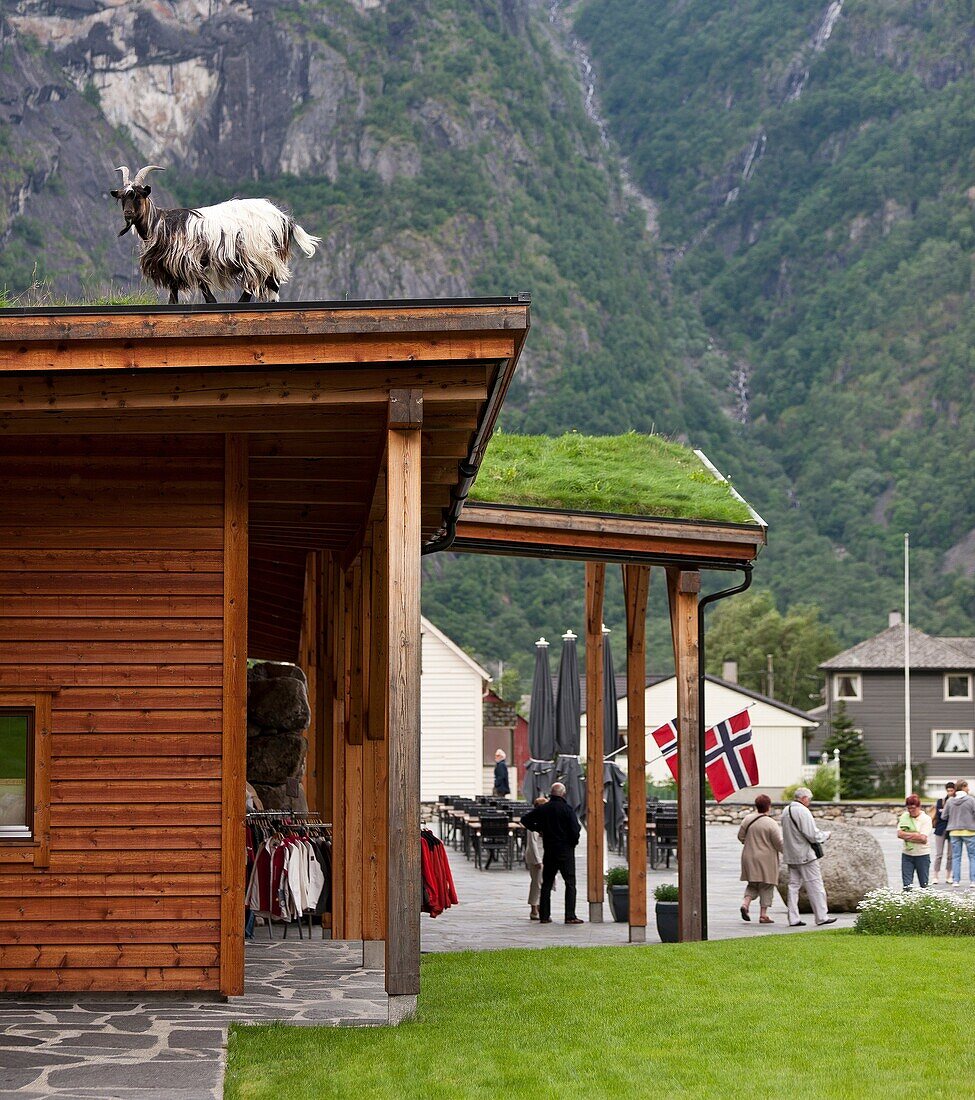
[654,883,679,943]
[605,866,629,923]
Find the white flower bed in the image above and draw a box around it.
[855,887,975,935]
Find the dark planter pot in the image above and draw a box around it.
[607,884,629,923]
[655,900,679,943]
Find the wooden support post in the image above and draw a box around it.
[385,412,422,1015]
[622,564,650,943]
[299,551,319,811]
[329,557,347,939]
[313,552,328,818]
[343,558,364,940]
[368,522,389,742]
[220,434,247,996]
[667,567,702,943]
[585,561,606,923]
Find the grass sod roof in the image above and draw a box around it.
[469,432,760,526]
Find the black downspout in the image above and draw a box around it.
[696,563,753,940]
[421,459,478,557]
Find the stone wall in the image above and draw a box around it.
[705,801,905,827]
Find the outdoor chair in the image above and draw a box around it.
[650,808,678,869]
[474,815,514,870]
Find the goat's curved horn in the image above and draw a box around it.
[131,165,166,187]
[115,165,131,188]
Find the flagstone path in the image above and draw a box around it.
[0,941,386,1099]
[421,823,906,951]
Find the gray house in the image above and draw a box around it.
[812,612,975,791]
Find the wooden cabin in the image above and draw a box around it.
[0,297,530,1014]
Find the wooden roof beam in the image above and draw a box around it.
[0,335,515,374]
[0,301,529,343]
[0,367,489,413]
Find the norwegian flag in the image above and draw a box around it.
[704,708,759,802]
[649,720,680,781]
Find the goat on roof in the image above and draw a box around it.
[111,164,321,304]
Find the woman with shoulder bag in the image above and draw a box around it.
[780,787,836,928]
[738,793,783,924]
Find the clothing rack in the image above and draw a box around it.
[245,813,333,940]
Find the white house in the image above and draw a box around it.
[419,616,492,803]
[583,675,815,798]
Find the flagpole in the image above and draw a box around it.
[904,533,912,798]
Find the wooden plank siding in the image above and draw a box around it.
[0,436,224,992]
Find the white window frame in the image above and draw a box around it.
[944,673,973,702]
[833,673,862,701]
[932,729,975,759]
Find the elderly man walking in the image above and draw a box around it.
[781,786,836,928]
[521,782,583,925]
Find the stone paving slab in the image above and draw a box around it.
[0,940,387,1098]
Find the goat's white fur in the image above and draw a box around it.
[184,198,319,300]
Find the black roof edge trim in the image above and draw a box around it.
[0,295,531,318]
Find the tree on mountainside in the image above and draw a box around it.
[704,590,837,709]
[823,702,876,799]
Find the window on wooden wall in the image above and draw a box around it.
[944,674,973,702]
[932,729,974,758]
[0,708,34,840]
[833,674,861,701]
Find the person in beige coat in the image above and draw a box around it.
[738,793,784,924]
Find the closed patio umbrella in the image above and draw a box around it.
[523,638,555,803]
[602,625,621,758]
[554,630,584,817]
[602,626,624,846]
[603,761,626,853]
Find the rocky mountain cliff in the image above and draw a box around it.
[3,0,725,442]
[576,0,975,645]
[3,0,973,684]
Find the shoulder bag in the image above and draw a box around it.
[787,805,823,859]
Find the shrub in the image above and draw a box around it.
[783,763,837,803]
[605,866,628,887]
[855,888,975,936]
[647,779,677,799]
[874,760,928,798]
[654,883,679,902]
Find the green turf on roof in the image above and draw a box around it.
[469,432,757,524]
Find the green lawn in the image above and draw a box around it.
[225,934,967,1099]
[469,431,757,524]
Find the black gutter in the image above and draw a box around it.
[696,563,753,940]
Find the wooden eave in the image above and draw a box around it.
[452,501,766,570]
[0,298,531,662]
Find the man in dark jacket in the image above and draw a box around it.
[492,749,510,797]
[521,782,583,924]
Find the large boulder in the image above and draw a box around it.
[247,732,307,786]
[777,824,888,912]
[253,778,309,813]
[247,676,310,734]
[248,661,307,686]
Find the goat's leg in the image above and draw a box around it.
[168,286,179,304]
[262,276,281,303]
[238,289,253,303]
[199,282,217,304]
